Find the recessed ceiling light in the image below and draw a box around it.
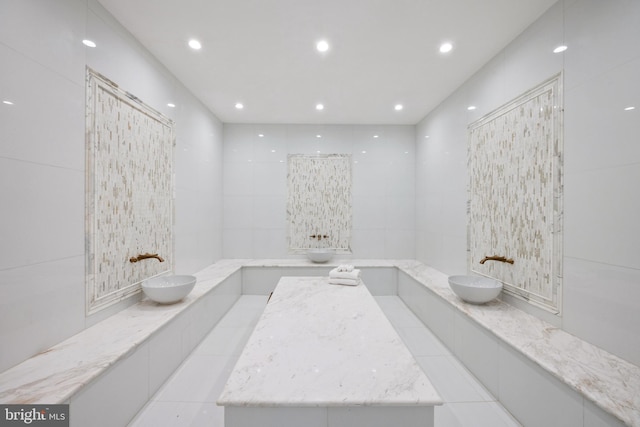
[3,100,14,105]
[394,104,403,111]
[624,106,635,111]
[167,103,175,108]
[424,135,430,138]
[316,134,322,138]
[188,39,202,50]
[467,105,477,110]
[235,102,244,109]
[361,150,367,154]
[258,134,264,137]
[553,45,568,53]
[82,39,96,48]
[439,42,453,53]
[316,103,324,110]
[373,135,379,138]
[316,40,330,52]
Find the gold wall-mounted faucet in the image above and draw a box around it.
[479,255,514,265]
[129,253,164,263]
[309,234,329,241]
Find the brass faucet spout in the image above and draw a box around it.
[130,253,164,263]
[479,255,514,265]
[309,234,329,241]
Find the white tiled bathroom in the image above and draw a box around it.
[1,0,639,426]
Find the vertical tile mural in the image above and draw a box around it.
[468,74,563,313]
[287,154,352,253]
[85,68,174,314]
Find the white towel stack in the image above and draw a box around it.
[328,265,361,286]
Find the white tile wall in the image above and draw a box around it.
[0,0,87,85]
[0,158,84,270]
[240,267,397,296]
[148,312,191,393]
[223,124,415,259]
[416,0,640,365]
[70,342,150,427]
[0,0,223,372]
[436,402,520,427]
[498,344,584,427]
[0,257,85,371]
[0,46,85,170]
[225,407,328,427]
[583,399,627,427]
[563,0,640,91]
[453,312,500,397]
[414,356,492,403]
[562,258,640,369]
[327,407,433,427]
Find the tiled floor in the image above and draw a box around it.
[128,295,521,427]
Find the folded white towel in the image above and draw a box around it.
[336,264,354,272]
[329,268,361,280]
[328,278,360,286]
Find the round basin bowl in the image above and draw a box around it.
[448,275,502,304]
[307,248,335,263]
[142,275,196,304]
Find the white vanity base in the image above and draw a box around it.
[225,406,434,427]
[218,276,441,427]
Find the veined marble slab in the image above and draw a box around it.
[1,259,637,426]
[218,276,442,407]
[399,262,640,427]
[0,259,246,404]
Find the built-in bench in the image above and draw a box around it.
[0,259,637,427]
[217,276,442,427]
[0,259,246,427]
[395,262,639,427]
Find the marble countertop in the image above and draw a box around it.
[0,259,246,404]
[397,261,640,427]
[0,258,637,426]
[217,276,442,407]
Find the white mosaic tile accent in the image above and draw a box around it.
[287,154,352,253]
[468,74,563,314]
[85,68,174,314]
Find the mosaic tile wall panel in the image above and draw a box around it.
[85,68,174,314]
[468,74,563,313]
[287,154,352,252]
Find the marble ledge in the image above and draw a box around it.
[0,259,246,405]
[244,259,640,426]
[398,262,640,427]
[0,258,637,426]
[241,258,409,268]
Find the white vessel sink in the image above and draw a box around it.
[306,248,335,263]
[448,275,502,304]
[142,275,196,304]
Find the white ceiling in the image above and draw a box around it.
[98,0,557,125]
